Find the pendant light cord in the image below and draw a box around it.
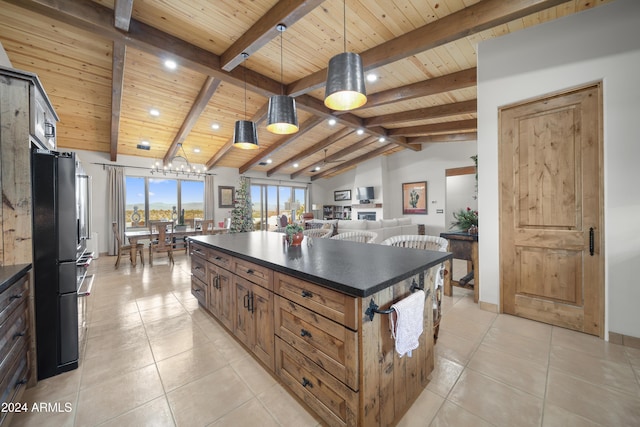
[280,29,284,95]
[243,54,247,120]
[343,0,347,53]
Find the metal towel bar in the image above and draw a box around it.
[365,284,430,321]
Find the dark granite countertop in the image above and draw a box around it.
[0,263,31,294]
[190,231,451,298]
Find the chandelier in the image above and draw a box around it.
[150,143,207,177]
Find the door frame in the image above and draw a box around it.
[498,81,605,337]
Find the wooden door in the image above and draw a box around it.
[499,84,603,336]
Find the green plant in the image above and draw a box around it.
[451,207,478,231]
[178,208,185,226]
[285,223,303,236]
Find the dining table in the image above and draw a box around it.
[124,226,228,266]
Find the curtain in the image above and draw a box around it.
[204,174,215,220]
[107,166,126,256]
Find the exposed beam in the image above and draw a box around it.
[221,0,324,71]
[110,40,126,162]
[291,136,379,180]
[365,99,477,127]
[239,116,324,174]
[310,144,396,181]
[286,0,569,96]
[267,127,354,176]
[113,0,133,31]
[361,68,476,110]
[408,132,478,144]
[388,119,477,137]
[163,77,221,164]
[205,104,269,170]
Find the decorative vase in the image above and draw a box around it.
[468,225,478,235]
[289,232,304,246]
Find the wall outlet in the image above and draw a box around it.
[436,209,444,214]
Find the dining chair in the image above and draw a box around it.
[303,228,333,238]
[112,221,144,268]
[330,230,378,243]
[199,219,215,235]
[148,220,174,265]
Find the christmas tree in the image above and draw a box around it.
[229,176,254,233]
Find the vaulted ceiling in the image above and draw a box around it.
[0,0,613,179]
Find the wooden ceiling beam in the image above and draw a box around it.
[110,41,126,162]
[286,0,569,96]
[221,0,325,71]
[365,99,477,127]
[267,127,354,177]
[239,116,324,174]
[163,77,221,164]
[362,69,476,110]
[388,119,477,137]
[113,0,133,31]
[293,136,379,180]
[408,132,478,144]
[310,144,396,181]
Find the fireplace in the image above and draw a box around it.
[358,212,376,221]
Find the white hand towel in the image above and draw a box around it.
[389,290,425,358]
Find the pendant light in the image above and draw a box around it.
[324,0,367,111]
[266,24,299,134]
[233,53,259,149]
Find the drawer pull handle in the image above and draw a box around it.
[214,275,220,290]
[301,290,313,298]
[13,331,26,340]
[215,256,222,260]
[300,329,312,338]
[243,292,250,309]
[194,266,202,270]
[195,249,202,253]
[15,378,27,387]
[194,288,203,294]
[247,268,254,274]
[301,377,313,388]
[9,294,23,301]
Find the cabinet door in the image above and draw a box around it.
[217,267,234,330]
[251,284,274,370]
[233,277,252,346]
[207,266,218,316]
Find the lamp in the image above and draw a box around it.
[324,0,367,111]
[266,24,298,134]
[233,53,259,149]
[151,143,206,177]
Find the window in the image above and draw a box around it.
[251,183,307,230]
[125,176,204,229]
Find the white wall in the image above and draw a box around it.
[313,141,477,233]
[477,0,640,338]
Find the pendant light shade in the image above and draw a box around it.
[233,52,259,150]
[324,51,367,111]
[267,95,298,134]
[267,24,299,135]
[233,120,259,150]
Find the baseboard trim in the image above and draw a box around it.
[608,331,640,349]
[479,301,498,313]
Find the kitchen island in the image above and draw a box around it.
[189,231,451,427]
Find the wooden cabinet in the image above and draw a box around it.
[208,264,233,331]
[0,266,32,427]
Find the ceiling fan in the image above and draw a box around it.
[310,149,343,172]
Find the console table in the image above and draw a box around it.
[440,232,479,303]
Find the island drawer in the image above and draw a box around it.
[0,299,28,371]
[234,258,273,290]
[190,255,207,283]
[190,276,207,308]
[275,338,357,427]
[0,275,28,325]
[209,248,233,271]
[190,243,210,260]
[274,273,358,331]
[274,296,358,391]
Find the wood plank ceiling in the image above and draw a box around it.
[0,0,613,180]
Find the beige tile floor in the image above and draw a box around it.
[10,254,640,426]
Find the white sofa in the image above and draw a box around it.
[306,218,418,244]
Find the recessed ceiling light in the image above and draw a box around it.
[164,59,177,70]
[266,159,273,164]
[366,73,378,83]
[315,166,321,171]
[356,128,365,135]
[293,163,299,168]
[149,108,160,117]
[378,136,386,143]
[328,118,337,126]
[211,123,220,130]
[193,148,201,153]
[140,140,150,146]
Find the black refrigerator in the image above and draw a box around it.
[31,149,80,380]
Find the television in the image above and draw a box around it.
[357,186,375,201]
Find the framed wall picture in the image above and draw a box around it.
[218,186,235,208]
[402,181,427,214]
[334,189,351,201]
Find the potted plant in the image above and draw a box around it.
[175,209,187,231]
[285,223,304,246]
[450,207,478,233]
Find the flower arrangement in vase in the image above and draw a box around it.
[285,223,304,246]
[451,207,478,233]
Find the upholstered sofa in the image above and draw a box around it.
[305,218,419,244]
